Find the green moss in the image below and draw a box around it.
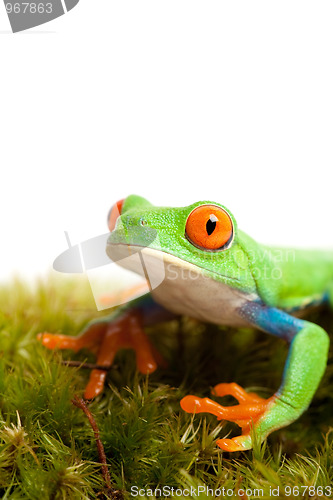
[0,276,332,499]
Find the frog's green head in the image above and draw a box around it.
[107,195,259,294]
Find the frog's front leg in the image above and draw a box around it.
[181,303,329,451]
[38,295,174,399]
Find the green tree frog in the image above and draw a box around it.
[39,195,332,452]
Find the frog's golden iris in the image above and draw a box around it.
[185,204,233,250]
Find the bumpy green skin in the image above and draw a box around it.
[107,195,332,450]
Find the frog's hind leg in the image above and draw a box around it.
[38,295,173,399]
[181,303,329,451]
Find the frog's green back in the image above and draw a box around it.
[256,244,333,310]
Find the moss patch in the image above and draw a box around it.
[0,277,332,499]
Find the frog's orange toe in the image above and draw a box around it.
[84,369,107,400]
[216,435,252,452]
[180,395,231,419]
[37,332,81,351]
[212,382,265,404]
[138,359,157,374]
[180,395,204,413]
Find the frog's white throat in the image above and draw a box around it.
[106,243,254,327]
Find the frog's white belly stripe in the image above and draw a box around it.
[107,244,256,327]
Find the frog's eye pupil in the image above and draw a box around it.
[206,216,217,235]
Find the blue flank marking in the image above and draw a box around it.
[239,302,304,343]
[239,302,309,396]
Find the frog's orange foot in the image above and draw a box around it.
[38,311,166,400]
[180,383,273,451]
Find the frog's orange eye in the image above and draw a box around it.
[185,205,233,250]
[107,198,125,231]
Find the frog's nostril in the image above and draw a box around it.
[107,199,125,231]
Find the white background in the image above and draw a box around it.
[0,1,332,281]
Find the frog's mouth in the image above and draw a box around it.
[107,243,185,290]
[106,242,242,289]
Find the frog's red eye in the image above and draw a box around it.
[185,205,233,250]
[107,199,125,231]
